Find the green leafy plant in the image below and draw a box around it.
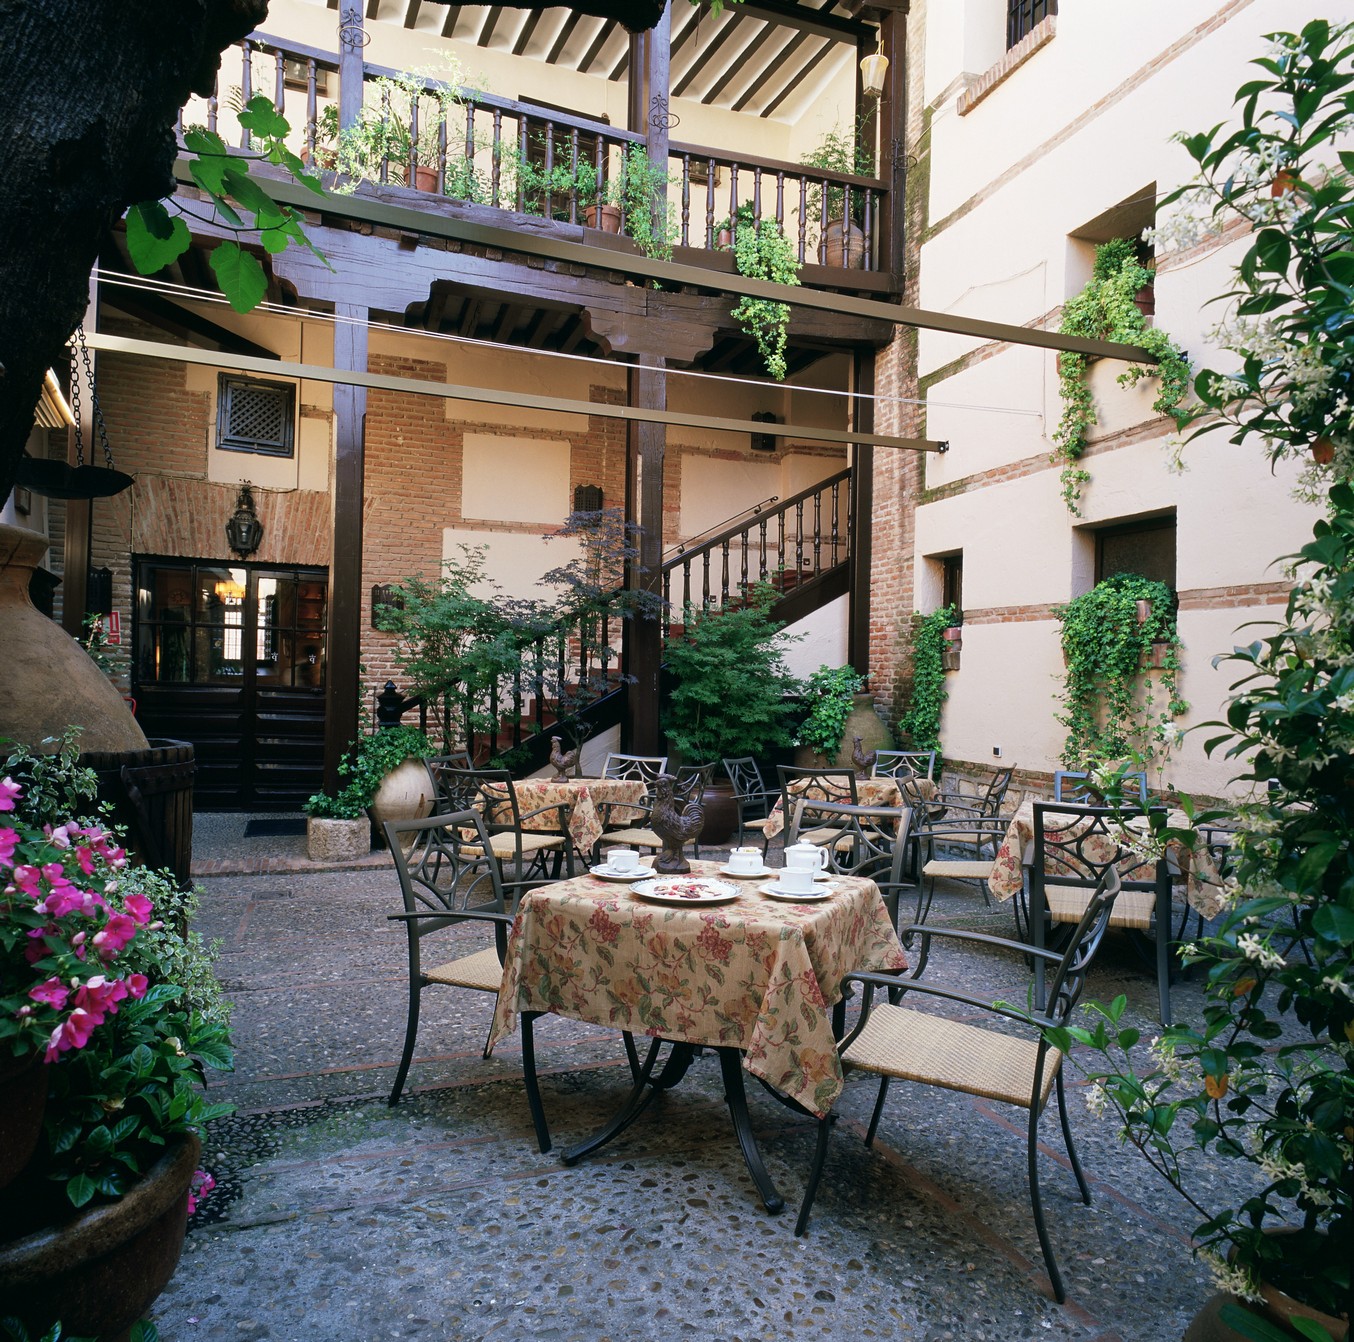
[895,606,957,755]
[1049,29,1354,1329]
[126,94,328,313]
[1053,238,1192,514]
[2,728,99,824]
[730,215,801,380]
[1055,573,1186,769]
[799,117,875,227]
[303,723,435,819]
[662,583,801,763]
[796,665,865,759]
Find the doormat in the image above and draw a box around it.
[242,818,308,838]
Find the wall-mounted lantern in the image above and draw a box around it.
[750,412,779,453]
[225,482,264,557]
[861,35,889,98]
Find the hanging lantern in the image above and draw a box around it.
[861,35,889,98]
[225,483,264,557]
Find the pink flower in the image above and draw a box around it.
[125,973,149,999]
[0,776,20,812]
[28,977,70,1010]
[122,892,154,925]
[92,913,138,959]
[43,1007,99,1061]
[186,1169,216,1216]
[0,827,18,868]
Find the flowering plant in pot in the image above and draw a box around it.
[0,742,233,1338]
[1047,23,1354,1338]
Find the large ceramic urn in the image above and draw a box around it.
[0,523,147,753]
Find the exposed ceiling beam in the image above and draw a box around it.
[404,0,421,28]
[366,0,381,19]
[492,303,520,341]
[547,12,583,63]
[669,2,708,60]
[762,40,836,117]
[512,10,543,55]
[578,19,617,74]
[558,317,588,355]
[736,0,869,42]
[458,298,482,337]
[478,5,503,45]
[523,308,555,346]
[672,11,747,98]
[441,6,461,36]
[733,0,837,112]
[704,21,783,106]
[608,33,628,81]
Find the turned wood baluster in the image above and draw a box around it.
[774,171,785,227]
[758,515,770,581]
[273,50,285,113]
[568,128,580,223]
[543,123,555,220]
[407,95,420,187]
[701,551,711,608]
[491,110,503,207]
[752,167,762,227]
[239,44,253,148]
[812,491,822,575]
[830,480,842,564]
[534,639,546,734]
[207,79,219,136]
[679,156,691,247]
[728,164,739,233]
[863,189,875,270]
[739,526,749,591]
[795,500,805,572]
[593,136,604,215]
[705,165,716,248]
[304,60,317,159]
[720,540,731,605]
[817,181,829,263]
[681,558,691,614]
[796,177,808,264]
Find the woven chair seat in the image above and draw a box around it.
[600,826,661,848]
[424,946,505,992]
[742,816,772,830]
[1048,885,1155,931]
[841,1002,1061,1111]
[922,859,995,881]
[464,832,566,859]
[799,827,856,850]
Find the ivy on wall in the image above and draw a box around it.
[1053,238,1192,515]
[896,605,958,754]
[1055,573,1187,768]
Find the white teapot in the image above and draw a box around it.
[783,841,829,873]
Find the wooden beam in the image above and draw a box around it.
[626,358,665,753]
[325,306,367,791]
[669,1,706,59]
[441,5,461,37]
[404,0,421,28]
[736,0,869,42]
[547,12,583,63]
[878,8,906,283]
[672,10,745,98]
[763,40,835,116]
[365,0,380,20]
[87,332,949,454]
[512,10,542,54]
[523,307,555,346]
[705,20,781,106]
[734,21,813,111]
[101,282,280,361]
[578,19,617,73]
[478,5,502,45]
[457,297,481,337]
[492,302,519,341]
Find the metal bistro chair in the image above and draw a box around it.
[432,766,574,898]
[1029,801,1175,1024]
[1053,770,1149,807]
[721,756,779,853]
[795,866,1123,1305]
[933,763,1015,819]
[425,751,473,804]
[911,811,1011,934]
[776,766,859,850]
[601,753,668,786]
[596,764,714,862]
[873,750,937,782]
[384,812,551,1152]
[787,798,917,935]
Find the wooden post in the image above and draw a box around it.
[324,303,368,791]
[848,349,874,676]
[61,273,98,636]
[877,4,909,286]
[626,357,666,754]
[337,4,365,134]
[641,3,672,241]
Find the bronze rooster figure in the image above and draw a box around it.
[650,773,704,874]
[549,736,579,780]
[851,735,876,780]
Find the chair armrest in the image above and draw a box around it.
[839,968,1058,1031]
[387,909,514,926]
[900,924,1062,965]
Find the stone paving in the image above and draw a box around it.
[152,814,1235,1341]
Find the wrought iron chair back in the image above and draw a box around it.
[720,756,777,850]
[389,809,506,922]
[425,751,473,807]
[873,749,937,782]
[788,798,916,929]
[602,753,669,787]
[1053,769,1149,807]
[934,763,1015,818]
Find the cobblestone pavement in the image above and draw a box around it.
[155,816,1232,1341]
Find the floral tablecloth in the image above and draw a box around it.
[484,777,649,854]
[487,860,907,1117]
[763,776,939,840]
[987,801,1226,919]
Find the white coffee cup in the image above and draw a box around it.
[608,848,639,873]
[780,866,817,893]
[784,841,829,874]
[728,846,761,873]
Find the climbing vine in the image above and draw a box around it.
[896,606,957,754]
[730,215,801,380]
[1055,573,1187,768]
[1053,238,1192,514]
[796,665,864,758]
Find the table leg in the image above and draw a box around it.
[717,1048,784,1215]
[560,1040,693,1165]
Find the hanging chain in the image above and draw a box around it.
[74,325,116,469]
[68,330,85,469]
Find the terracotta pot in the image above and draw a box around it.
[1134,282,1156,319]
[716,227,733,250]
[1312,438,1336,465]
[1147,640,1172,669]
[0,524,148,754]
[796,693,890,770]
[585,203,622,233]
[0,1053,48,1193]
[413,165,439,193]
[1135,598,1153,624]
[0,1132,199,1342]
[697,777,739,846]
[1184,1289,1348,1341]
[307,815,370,862]
[821,219,865,269]
[370,757,434,849]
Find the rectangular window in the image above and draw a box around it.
[941,553,964,618]
[1095,515,1176,590]
[217,375,296,458]
[1007,0,1056,48]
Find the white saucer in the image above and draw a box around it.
[590,864,657,881]
[720,863,776,879]
[760,881,835,902]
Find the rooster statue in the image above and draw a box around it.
[548,736,579,781]
[650,773,704,874]
[851,735,877,780]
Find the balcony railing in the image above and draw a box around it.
[179,33,891,278]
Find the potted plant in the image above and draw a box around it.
[0,749,232,1340]
[794,665,885,768]
[799,119,874,268]
[1050,22,1354,1338]
[301,787,371,862]
[662,583,801,842]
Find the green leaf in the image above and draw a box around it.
[237,94,289,140]
[1216,1304,1297,1342]
[209,243,268,313]
[125,202,191,274]
[1312,903,1354,944]
[66,1172,96,1208]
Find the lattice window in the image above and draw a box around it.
[217,376,296,457]
[1007,0,1056,48]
